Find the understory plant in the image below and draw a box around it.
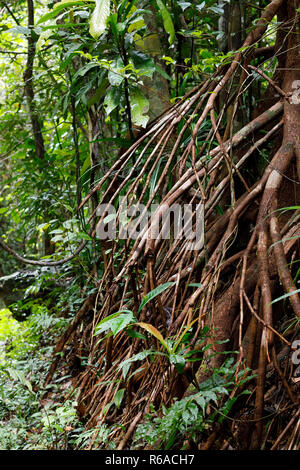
[133,357,253,449]
[0,305,81,450]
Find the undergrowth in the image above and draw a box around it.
[0,302,82,450]
[132,358,253,450]
[0,279,254,450]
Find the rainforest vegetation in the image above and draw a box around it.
[0,0,300,451]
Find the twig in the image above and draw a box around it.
[248,64,287,98]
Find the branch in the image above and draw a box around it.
[0,237,88,266]
[1,1,20,25]
[248,64,287,98]
[0,50,27,55]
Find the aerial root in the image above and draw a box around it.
[40,0,300,448]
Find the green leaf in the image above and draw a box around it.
[104,87,122,115]
[278,205,300,212]
[269,235,300,250]
[72,62,99,82]
[155,64,171,80]
[161,55,176,65]
[196,1,206,12]
[127,366,146,381]
[102,402,113,416]
[37,1,93,25]
[87,78,109,107]
[209,5,224,15]
[129,50,155,78]
[103,213,116,224]
[89,0,110,39]
[118,349,154,379]
[169,353,186,373]
[108,69,123,86]
[81,155,91,174]
[9,26,31,36]
[150,158,163,195]
[129,90,149,128]
[178,2,191,11]
[36,29,54,51]
[94,310,136,336]
[7,367,34,394]
[172,317,198,353]
[77,232,92,240]
[138,282,175,313]
[270,288,300,305]
[126,328,146,340]
[107,57,125,88]
[118,0,139,21]
[155,0,175,44]
[194,394,206,413]
[113,388,125,408]
[203,390,218,404]
[108,12,119,42]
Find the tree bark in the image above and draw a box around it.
[23,0,45,161]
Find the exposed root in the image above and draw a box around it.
[43,0,300,450]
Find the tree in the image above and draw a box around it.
[1,0,300,450]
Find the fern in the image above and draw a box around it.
[133,358,253,449]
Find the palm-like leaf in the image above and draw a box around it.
[89,0,110,39]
